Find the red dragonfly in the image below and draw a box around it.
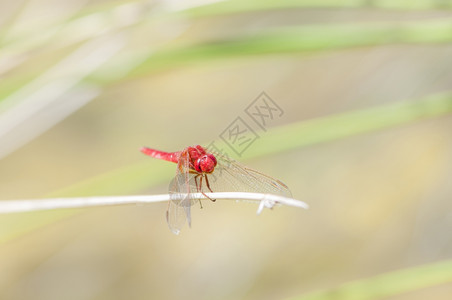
[141,145,291,234]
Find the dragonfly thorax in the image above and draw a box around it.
[194,154,217,173]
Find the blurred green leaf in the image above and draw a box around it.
[288,259,452,300]
[123,19,452,80]
[239,92,452,160]
[184,0,452,17]
[4,18,452,96]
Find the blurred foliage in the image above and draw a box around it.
[291,259,452,300]
[183,0,452,16]
[127,19,452,79]
[1,0,452,299]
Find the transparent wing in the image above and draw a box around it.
[166,147,291,234]
[167,149,199,234]
[206,151,292,199]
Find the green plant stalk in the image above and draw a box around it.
[288,259,452,300]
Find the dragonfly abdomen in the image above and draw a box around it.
[141,147,179,163]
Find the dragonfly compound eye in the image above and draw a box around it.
[207,154,217,166]
[197,155,216,173]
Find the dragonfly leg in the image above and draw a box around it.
[199,175,216,202]
[205,175,214,192]
[202,175,216,202]
[194,174,203,209]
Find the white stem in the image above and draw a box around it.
[0,193,308,214]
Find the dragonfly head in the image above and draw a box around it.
[195,154,217,173]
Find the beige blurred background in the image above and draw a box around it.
[1,1,452,299]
